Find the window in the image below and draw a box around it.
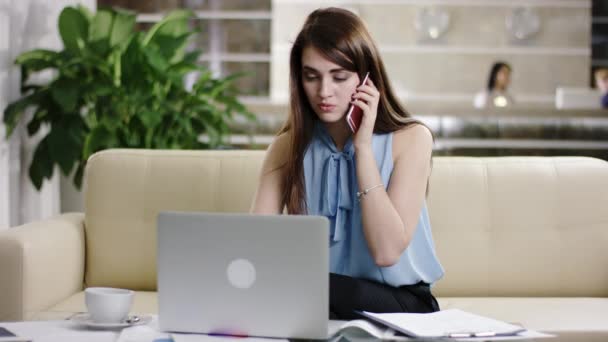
[97,0,271,97]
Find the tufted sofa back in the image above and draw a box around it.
[83,149,608,296]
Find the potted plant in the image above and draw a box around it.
[3,5,256,190]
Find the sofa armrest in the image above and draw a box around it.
[0,213,85,321]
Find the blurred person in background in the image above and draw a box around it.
[593,67,608,108]
[474,61,514,109]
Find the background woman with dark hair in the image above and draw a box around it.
[250,7,443,319]
[474,61,515,108]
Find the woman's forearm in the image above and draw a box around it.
[355,146,410,267]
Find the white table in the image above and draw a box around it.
[0,318,171,342]
[0,319,297,342]
[1,320,119,342]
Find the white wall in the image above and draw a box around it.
[270,0,591,107]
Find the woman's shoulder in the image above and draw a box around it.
[391,123,433,162]
[393,123,433,145]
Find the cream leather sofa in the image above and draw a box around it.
[1,149,607,331]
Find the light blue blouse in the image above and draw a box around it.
[303,123,444,287]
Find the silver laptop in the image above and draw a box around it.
[157,211,329,339]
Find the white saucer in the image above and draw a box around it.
[70,313,152,329]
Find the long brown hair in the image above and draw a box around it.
[279,7,424,214]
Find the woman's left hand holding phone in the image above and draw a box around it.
[351,76,380,150]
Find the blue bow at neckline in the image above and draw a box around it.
[315,124,356,242]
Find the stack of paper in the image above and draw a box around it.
[359,309,553,340]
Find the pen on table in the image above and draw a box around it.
[207,330,249,338]
[445,328,527,338]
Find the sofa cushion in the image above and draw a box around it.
[84,149,265,290]
[428,157,608,297]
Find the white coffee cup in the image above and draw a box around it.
[85,287,134,323]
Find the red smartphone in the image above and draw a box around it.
[346,72,370,133]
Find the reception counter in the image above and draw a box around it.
[228,100,608,160]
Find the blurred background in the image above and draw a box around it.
[1,0,607,227]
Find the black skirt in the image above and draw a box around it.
[329,273,440,320]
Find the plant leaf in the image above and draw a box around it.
[89,9,113,42]
[140,110,163,130]
[120,34,145,81]
[26,108,48,135]
[183,49,202,64]
[167,61,198,78]
[28,135,53,190]
[50,78,79,113]
[151,32,193,64]
[111,49,122,86]
[110,10,136,49]
[87,39,110,56]
[142,9,193,46]
[47,123,79,175]
[73,161,85,189]
[209,78,233,99]
[77,4,94,22]
[58,7,89,53]
[3,91,45,137]
[15,49,61,70]
[83,124,117,160]
[92,85,114,97]
[20,84,42,94]
[143,46,169,72]
[16,50,61,89]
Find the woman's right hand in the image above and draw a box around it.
[351,77,380,151]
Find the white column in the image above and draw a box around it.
[0,1,12,229]
[0,130,8,229]
[209,0,222,78]
[2,0,96,226]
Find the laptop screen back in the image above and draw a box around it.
[157,211,329,339]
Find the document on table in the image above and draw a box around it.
[171,335,287,342]
[359,309,554,340]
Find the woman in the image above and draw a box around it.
[250,7,444,319]
[474,62,514,109]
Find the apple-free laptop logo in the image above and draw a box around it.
[226,259,256,289]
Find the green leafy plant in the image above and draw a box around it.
[3,5,255,190]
